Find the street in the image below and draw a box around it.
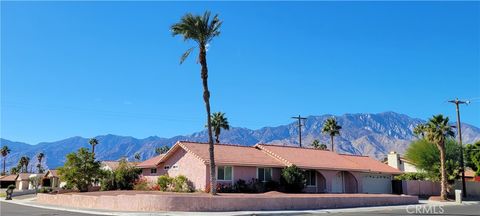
[1,201,479,216]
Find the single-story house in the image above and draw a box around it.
[43,170,62,188]
[137,141,401,194]
[0,173,39,190]
[101,160,138,171]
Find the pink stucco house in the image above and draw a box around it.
[137,141,401,194]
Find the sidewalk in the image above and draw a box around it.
[2,195,478,216]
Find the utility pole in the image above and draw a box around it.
[448,98,468,198]
[292,115,307,147]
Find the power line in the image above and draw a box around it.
[291,115,307,147]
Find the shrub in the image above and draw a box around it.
[37,187,53,193]
[100,159,141,191]
[157,175,173,191]
[233,179,250,193]
[58,148,103,192]
[155,175,192,192]
[172,175,191,192]
[280,165,306,193]
[7,185,15,190]
[394,172,429,181]
[133,177,150,191]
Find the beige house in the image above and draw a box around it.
[387,151,418,173]
[0,173,41,191]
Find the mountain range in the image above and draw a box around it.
[1,112,479,172]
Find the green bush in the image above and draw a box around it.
[280,165,306,193]
[394,172,428,181]
[37,187,53,193]
[100,159,141,191]
[157,175,173,191]
[7,185,15,190]
[172,175,191,192]
[155,175,192,192]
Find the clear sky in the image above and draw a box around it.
[1,1,479,144]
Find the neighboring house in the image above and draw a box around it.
[43,170,62,188]
[101,160,139,171]
[0,173,39,190]
[386,151,418,173]
[387,151,479,182]
[137,141,401,194]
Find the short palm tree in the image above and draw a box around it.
[322,117,342,152]
[1,145,11,175]
[311,140,321,149]
[36,152,45,173]
[425,114,455,200]
[413,123,427,138]
[211,112,230,143]
[171,11,222,195]
[89,138,99,159]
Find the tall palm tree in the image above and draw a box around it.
[413,123,427,138]
[19,156,30,173]
[171,11,222,195]
[322,117,342,152]
[1,145,11,175]
[211,112,230,143]
[89,138,99,159]
[36,152,45,173]
[425,114,455,200]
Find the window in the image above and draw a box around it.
[150,168,157,174]
[257,168,272,182]
[306,170,316,186]
[217,166,233,181]
[164,165,170,170]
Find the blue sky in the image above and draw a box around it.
[1,1,479,144]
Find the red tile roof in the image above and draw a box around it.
[341,154,402,174]
[137,154,165,168]
[0,174,18,181]
[140,141,402,174]
[174,142,285,167]
[46,170,59,178]
[256,144,368,172]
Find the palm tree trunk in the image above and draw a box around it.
[3,157,6,175]
[438,143,448,200]
[330,135,334,152]
[215,133,220,144]
[92,145,95,159]
[199,45,216,195]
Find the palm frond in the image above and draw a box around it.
[180,47,195,64]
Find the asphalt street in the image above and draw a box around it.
[1,201,480,216]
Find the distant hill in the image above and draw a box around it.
[1,112,479,171]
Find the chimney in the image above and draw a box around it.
[387,151,400,170]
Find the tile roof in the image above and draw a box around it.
[341,154,402,174]
[17,173,33,180]
[0,174,18,181]
[137,154,165,168]
[46,170,59,177]
[256,144,368,172]
[465,168,476,178]
[175,142,285,167]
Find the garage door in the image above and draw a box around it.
[362,174,392,194]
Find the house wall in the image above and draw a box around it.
[141,166,167,183]
[163,148,208,191]
[318,170,361,193]
[403,162,418,173]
